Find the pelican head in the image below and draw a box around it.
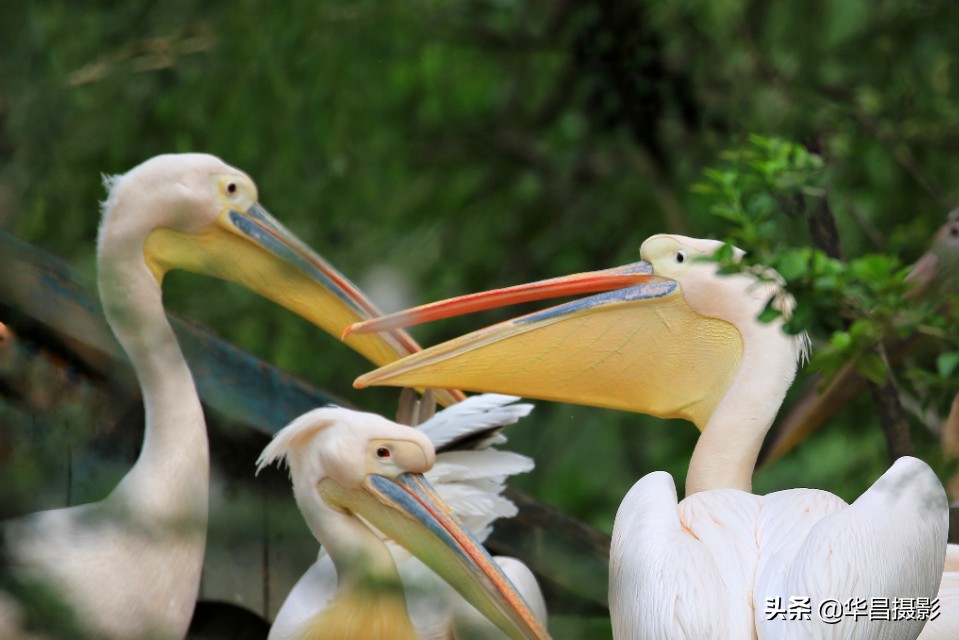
[257,407,549,640]
[97,153,449,383]
[349,234,803,431]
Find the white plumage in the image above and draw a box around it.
[416,393,531,449]
[612,458,947,639]
[267,394,546,640]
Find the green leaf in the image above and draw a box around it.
[776,249,809,281]
[830,331,852,349]
[855,353,888,385]
[937,351,959,378]
[712,242,736,263]
[758,305,782,324]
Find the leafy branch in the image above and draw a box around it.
[695,136,959,459]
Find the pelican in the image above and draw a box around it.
[349,234,950,638]
[255,405,549,640]
[266,393,546,640]
[0,153,456,640]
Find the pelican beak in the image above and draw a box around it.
[344,262,657,337]
[141,200,463,405]
[318,472,550,640]
[351,263,744,429]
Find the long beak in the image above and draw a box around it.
[319,473,550,640]
[344,262,655,337]
[142,202,463,406]
[352,265,745,429]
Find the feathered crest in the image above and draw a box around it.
[745,263,811,367]
[255,405,343,475]
[100,173,122,215]
[96,172,124,247]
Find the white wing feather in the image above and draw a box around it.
[416,394,533,449]
[611,471,757,639]
[428,450,534,483]
[760,456,947,640]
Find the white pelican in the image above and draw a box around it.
[266,393,547,640]
[349,234,950,639]
[0,153,453,640]
[255,405,549,640]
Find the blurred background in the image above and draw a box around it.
[2,0,959,637]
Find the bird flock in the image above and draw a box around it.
[0,154,955,640]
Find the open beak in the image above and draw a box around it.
[318,472,550,640]
[343,261,656,337]
[350,263,744,429]
[142,201,463,406]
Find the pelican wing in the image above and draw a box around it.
[756,456,948,640]
[610,472,759,639]
[416,393,534,451]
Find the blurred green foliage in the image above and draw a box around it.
[4,0,959,635]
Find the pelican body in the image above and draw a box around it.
[0,153,456,639]
[349,234,950,639]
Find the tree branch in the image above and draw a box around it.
[802,171,914,462]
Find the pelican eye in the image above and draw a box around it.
[375,446,391,459]
[226,182,238,195]
[950,225,959,238]
[676,250,687,263]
